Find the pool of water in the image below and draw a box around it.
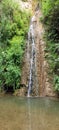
[0,96,59,130]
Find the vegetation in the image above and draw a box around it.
[0,0,30,92]
[0,0,59,94]
[42,0,59,92]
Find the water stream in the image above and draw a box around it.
[27,15,37,97]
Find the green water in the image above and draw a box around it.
[0,96,59,130]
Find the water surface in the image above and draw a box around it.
[0,96,59,130]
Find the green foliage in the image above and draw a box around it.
[54,75,59,91]
[0,0,30,92]
[42,0,59,91]
[22,0,28,1]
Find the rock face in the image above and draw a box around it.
[14,87,27,96]
[21,2,56,97]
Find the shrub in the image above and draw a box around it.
[0,0,30,92]
[42,0,59,92]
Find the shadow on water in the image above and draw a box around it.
[0,96,59,130]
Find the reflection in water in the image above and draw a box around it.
[0,97,59,130]
[27,98,32,130]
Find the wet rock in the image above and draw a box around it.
[14,86,27,96]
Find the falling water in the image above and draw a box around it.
[27,15,37,97]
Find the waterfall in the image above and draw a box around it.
[27,15,37,97]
